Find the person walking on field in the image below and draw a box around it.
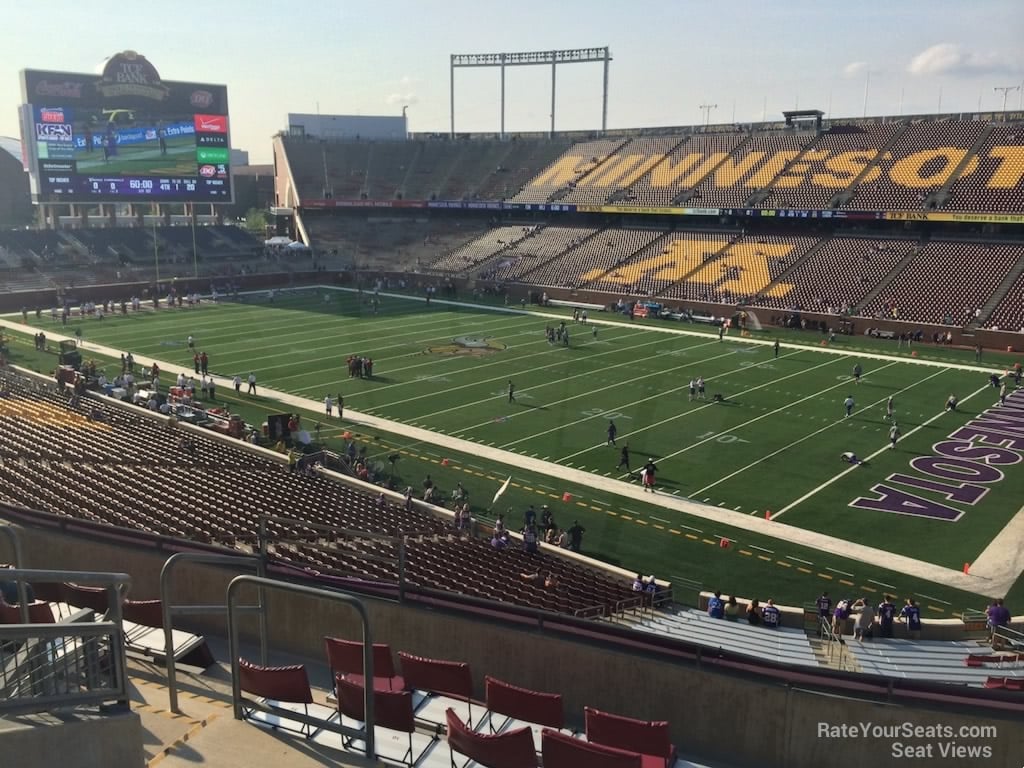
[247,372,257,395]
[508,380,516,404]
[337,393,344,421]
[325,395,333,417]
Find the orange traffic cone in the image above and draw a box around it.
[441,458,450,467]
[765,509,771,521]
[719,537,730,549]
[562,492,572,502]
[963,562,970,574]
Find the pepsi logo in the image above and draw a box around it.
[199,164,217,178]
[190,90,214,108]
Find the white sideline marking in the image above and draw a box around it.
[787,556,814,565]
[914,593,952,605]
[869,579,897,589]
[651,516,671,523]
[770,383,990,520]
[826,567,854,577]
[749,545,775,554]
[691,366,946,495]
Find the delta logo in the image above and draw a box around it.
[198,164,217,178]
[40,108,66,123]
[193,114,227,133]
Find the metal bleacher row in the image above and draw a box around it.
[0,375,635,618]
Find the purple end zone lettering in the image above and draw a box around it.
[972,417,1024,437]
[888,473,988,505]
[850,485,963,520]
[909,456,1004,483]
[948,426,1024,452]
[934,440,1021,466]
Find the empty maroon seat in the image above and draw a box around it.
[399,651,475,724]
[65,583,110,613]
[337,675,433,767]
[0,600,55,624]
[541,728,642,768]
[122,599,164,628]
[585,706,677,768]
[1005,678,1024,691]
[485,676,563,731]
[983,677,1007,689]
[446,708,537,768]
[324,636,404,691]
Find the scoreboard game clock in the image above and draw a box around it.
[19,51,233,204]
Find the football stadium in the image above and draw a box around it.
[2,17,1024,768]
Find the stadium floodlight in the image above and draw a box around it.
[450,47,611,139]
[993,85,1020,116]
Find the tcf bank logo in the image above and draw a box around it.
[39,108,66,123]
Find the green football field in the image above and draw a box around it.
[74,134,196,176]
[8,288,1024,613]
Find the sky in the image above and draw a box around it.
[1,0,1022,164]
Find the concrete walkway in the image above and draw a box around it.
[1,299,1017,598]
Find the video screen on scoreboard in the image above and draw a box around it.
[21,55,233,203]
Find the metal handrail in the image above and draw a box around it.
[159,551,267,713]
[0,523,29,622]
[226,575,375,758]
[0,568,131,714]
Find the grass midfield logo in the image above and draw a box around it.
[426,335,507,357]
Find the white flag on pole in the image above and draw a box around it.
[492,475,512,506]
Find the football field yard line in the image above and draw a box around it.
[273,324,549,386]
[770,383,991,520]
[613,358,895,474]
[443,340,738,435]
[327,286,1001,374]
[242,314,533,379]
[361,327,658,409]
[513,349,809,453]
[967,503,1024,592]
[556,351,838,462]
[690,365,947,496]
[397,335,723,420]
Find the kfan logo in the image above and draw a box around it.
[35,123,73,142]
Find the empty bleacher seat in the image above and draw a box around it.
[541,728,642,768]
[446,708,538,768]
[584,706,677,768]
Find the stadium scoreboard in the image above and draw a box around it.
[19,51,233,204]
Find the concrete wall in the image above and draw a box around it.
[5,518,1024,768]
[0,710,143,768]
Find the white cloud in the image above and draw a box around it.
[908,43,1018,77]
[385,93,419,107]
[843,61,868,78]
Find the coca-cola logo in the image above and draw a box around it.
[40,108,66,123]
[190,90,214,108]
[35,80,83,98]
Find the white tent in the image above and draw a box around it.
[264,236,291,246]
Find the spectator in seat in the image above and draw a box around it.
[724,595,740,621]
[707,590,725,619]
[493,513,506,537]
[491,532,508,550]
[747,599,762,626]
[762,599,781,628]
[632,573,645,593]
